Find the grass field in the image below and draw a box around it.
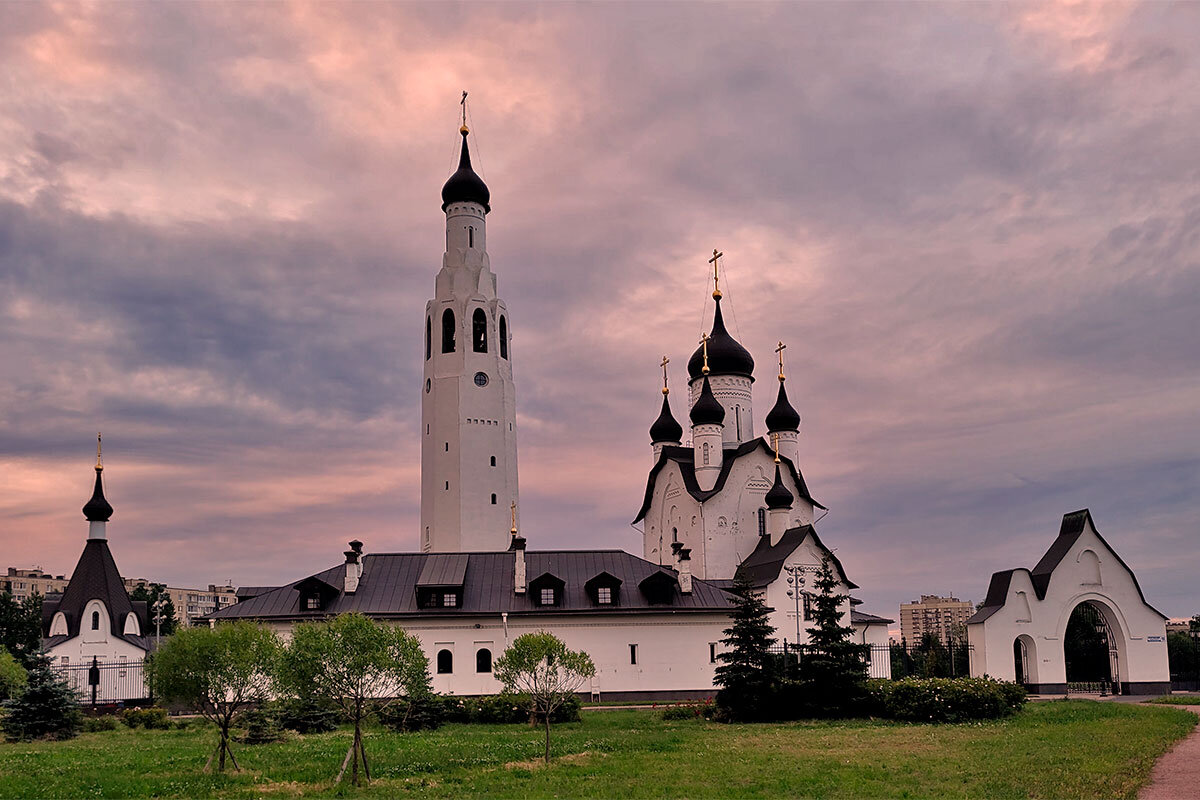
[1145,694,1200,706]
[0,701,1194,799]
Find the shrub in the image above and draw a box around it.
[238,707,284,744]
[867,677,1026,723]
[121,706,171,729]
[82,715,119,732]
[378,693,446,732]
[272,696,340,734]
[660,700,715,721]
[1,654,82,741]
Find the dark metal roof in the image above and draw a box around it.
[82,467,113,522]
[236,586,276,600]
[633,437,824,523]
[765,380,801,432]
[207,549,735,622]
[689,376,725,426]
[649,393,683,444]
[416,554,469,587]
[687,296,754,380]
[765,464,793,509]
[735,525,857,590]
[850,609,894,625]
[441,129,490,212]
[42,539,148,650]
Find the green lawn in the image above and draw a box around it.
[0,701,1194,799]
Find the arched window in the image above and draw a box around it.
[425,317,432,360]
[491,493,497,504]
[473,308,488,353]
[757,508,767,537]
[437,649,453,674]
[468,226,474,248]
[499,316,508,359]
[441,308,456,353]
[476,648,492,673]
[672,527,678,543]
[91,610,100,630]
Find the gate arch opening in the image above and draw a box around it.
[1064,600,1120,693]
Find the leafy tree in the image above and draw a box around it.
[493,632,595,763]
[2,652,82,741]
[713,576,777,722]
[148,621,278,772]
[801,558,868,715]
[0,592,44,668]
[1190,615,1200,636]
[278,613,430,786]
[0,648,26,700]
[130,583,177,637]
[1167,632,1199,682]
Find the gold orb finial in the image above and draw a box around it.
[660,355,670,395]
[510,501,518,535]
[775,341,787,383]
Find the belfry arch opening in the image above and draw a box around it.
[441,308,456,353]
[473,308,487,353]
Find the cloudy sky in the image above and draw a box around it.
[2,1,1197,621]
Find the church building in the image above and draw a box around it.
[209,112,891,695]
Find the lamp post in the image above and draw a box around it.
[784,565,806,654]
[152,597,168,648]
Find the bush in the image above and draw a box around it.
[660,700,714,721]
[271,696,340,734]
[82,715,120,732]
[379,694,446,733]
[121,706,171,729]
[867,677,1027,723]
[238,706,284,744]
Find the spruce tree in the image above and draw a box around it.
[2,652,82,741]
[801,558,868,716]
[714,576,777,721]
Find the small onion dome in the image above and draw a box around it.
[441,129,491,212]
[689,376,726,426]
[649,394,683,443]
[82,466,113,522]
[765,464,794,510]
[687,296,755,381]
[765,380,801,432]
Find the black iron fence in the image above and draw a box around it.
[769,641,973,681]
[52,659,150,705]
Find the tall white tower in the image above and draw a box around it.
[420,120,519,552]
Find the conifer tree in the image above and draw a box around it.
[1,652,82,741]
[802,557,868,715]
[714,576,777,721]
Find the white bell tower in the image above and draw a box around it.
[420,114,519,552]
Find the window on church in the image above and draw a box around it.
[91,610,100,630]
[476,648,492,673]
[702,442,710,465]
[757,508,766,537]
[468,226,474,248]
[629,644,638,665]
[443,592,458,607]
[672,527,678,543]
[473,308,488,353]
[305,596,320,610]
[540,587,556,605]
[709,643,718,663]
[491,493,497,505]
[735,405,742,439]
[499,316,508,359]
[490,456,496,466]
[597,587,612,604]
[437,649,453,674]
[441,308,456,353]
[802,592,814,620]
[425,317,431,360]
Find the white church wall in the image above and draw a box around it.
[761,537,852,649]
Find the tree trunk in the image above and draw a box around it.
[219,725,228,772]
[351,722,361,786]
[544,713,551,763]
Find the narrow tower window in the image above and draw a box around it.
[490,456,496,467]
[425,317,431,360]
[441,308,456,353]
[491,493,497,504]
[735,405,742,439]
[757,508,767,537]
[468,226,474,248]
[91,610,100,630]
[473,308,488,353]
[499,316,508,359]
[702,442,710,465]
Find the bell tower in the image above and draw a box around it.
[420,107,519,552]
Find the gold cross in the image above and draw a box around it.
[775,341,787,382]
[460,91,469,133]
[510,501,517,534]
[96,432,103,470]
[772,432,780,464]
[708,249,724,299]
[699,333,710,375]
[660,355,670,395]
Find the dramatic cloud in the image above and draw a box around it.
[1,1,1197,619]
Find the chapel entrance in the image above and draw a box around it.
[1064,601,1120,694]
[1013,638,1028,686]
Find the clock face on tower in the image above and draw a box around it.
[473,371,489,387]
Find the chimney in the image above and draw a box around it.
[670,541,684,567]
[678,547,693,594]
[510,535,527,593]
[344,540,363,594]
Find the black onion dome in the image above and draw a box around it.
[649,394,684,443]
[82,467,113,522]
[687,297,754,380]
[689,377,726,426]
[441,130,491,212]
[765,464,794,510]
[765,380,801,432]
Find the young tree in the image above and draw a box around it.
[802,558,869,715]
[148,621,278,772]
[0,592,44,668]
[278,613,431,786]
[1,652,82,741]
[713,576,777,722]
[129,583,177,637]
[0,647,27,700]
[493,632,595,763]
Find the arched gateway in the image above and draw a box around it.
[967,510,1170,695]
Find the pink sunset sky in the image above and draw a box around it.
[1,2,1197,619]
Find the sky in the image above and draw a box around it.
[1,1,1197,622]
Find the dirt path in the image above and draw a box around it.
[1139,704,1200,800]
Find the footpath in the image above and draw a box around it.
[1138,704,1200,800]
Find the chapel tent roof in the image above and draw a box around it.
[43,539,149,650]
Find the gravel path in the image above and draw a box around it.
[1139,704,1200,800]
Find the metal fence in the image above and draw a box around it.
[769,641,974,681]
[52,659,150,705]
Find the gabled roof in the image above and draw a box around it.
[43,540,148,650]
[850,609,894,625]
[633,438,824,523]
[207,549,735,622]
[734,525,857,590]
[967,509,1168,625]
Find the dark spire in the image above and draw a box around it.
[765,380,801,432]
[687,296,754,380]
[650,393,684,444]
[765,464,793,510]
[689,376,726,426]
[441,128,491,212]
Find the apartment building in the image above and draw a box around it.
[123,578,238,627]
[900,594,975,646]
[2,567,70,602]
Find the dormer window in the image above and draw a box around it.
[443,592,458,607]
[529,573,565,607]
[585,572,623,607]
[540,588,556,605]
[597,587,612,604]
[305,596,320,610]
[639,570,679,605]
